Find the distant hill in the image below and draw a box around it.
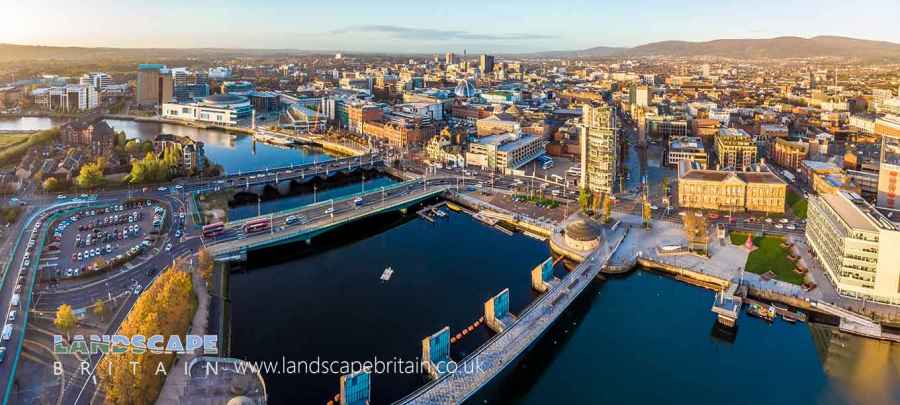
[625,36,900,59]
[531,36,900,60]
[4,35,900,62]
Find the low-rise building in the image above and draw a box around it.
[667,136,708,168]
[677,162,786,214]
[771,138,809,170]
[162,94,254,127]
[466,132,544,172]
[806,190,900,306]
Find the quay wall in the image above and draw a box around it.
[635,258,730,291]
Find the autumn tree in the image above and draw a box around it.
[197,249,215,287]
[76,157,107,189]
[42,177,60,191]
[54,304,76,340]
[97,266,195,405]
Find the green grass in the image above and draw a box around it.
[733,233,804,285]
[786,190,808,219]
[0,134,29,149]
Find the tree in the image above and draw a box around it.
[124,140,141,155]
[197,249,215,287]
[93,299,107,321]
[97,266,195,405]
[54,304,77,340]
[76,157,107,189]
[578,188,592,213]
[642,201,652,229]
[601,194,613,224]
[42,177,60,192]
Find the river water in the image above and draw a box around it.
[228,210,900,405]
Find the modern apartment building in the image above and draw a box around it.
[579,103,618,195]
[715,128,757,170]
[79,72,111,91]
[31,85,98,112]
[806,190,900,306]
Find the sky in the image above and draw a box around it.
[2,0,899,53]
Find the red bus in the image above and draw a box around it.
[242,218,271,234]
[202,222,225,238]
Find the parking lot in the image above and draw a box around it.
[37,200,171,286]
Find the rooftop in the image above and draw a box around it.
[822,191,897,233]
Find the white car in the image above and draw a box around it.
[786,224,796,230]
[165,243,172,252]
[158,187,167,192]
[57,194,67,200]
[175,184,184,190]
[775,224,784,229]
[324,207,335,215]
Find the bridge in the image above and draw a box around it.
[172,154,387,198]
[393,228,626,404]
[205,178,455,261]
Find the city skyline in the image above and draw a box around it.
[4,0,900,53]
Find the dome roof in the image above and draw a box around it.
[565,220,602,242]
[201,94,248,106]
[226,396,256,405]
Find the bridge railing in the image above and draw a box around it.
[224,179,423,229]
[220,154,379,178]
[211,184,446,256]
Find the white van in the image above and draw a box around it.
[2,324,11,341]
[10,294,19,307]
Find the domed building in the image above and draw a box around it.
[454,79,477,98]
[564,220,603,251]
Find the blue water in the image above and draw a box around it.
[230,210,553,404]
[230,215,900,405]
[103,119,335,174]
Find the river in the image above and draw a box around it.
[228,209,900,404]
[104,119,335,174]
[0,117,337,173]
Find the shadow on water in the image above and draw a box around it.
[229,169,390,206]
[239,197,441,271]
[467,278,606,404]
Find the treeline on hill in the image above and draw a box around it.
[0,128,60,167]
[96,262,196,405]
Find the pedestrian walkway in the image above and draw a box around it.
[155,256,210,405]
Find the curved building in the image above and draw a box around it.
[162,94,253,127]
